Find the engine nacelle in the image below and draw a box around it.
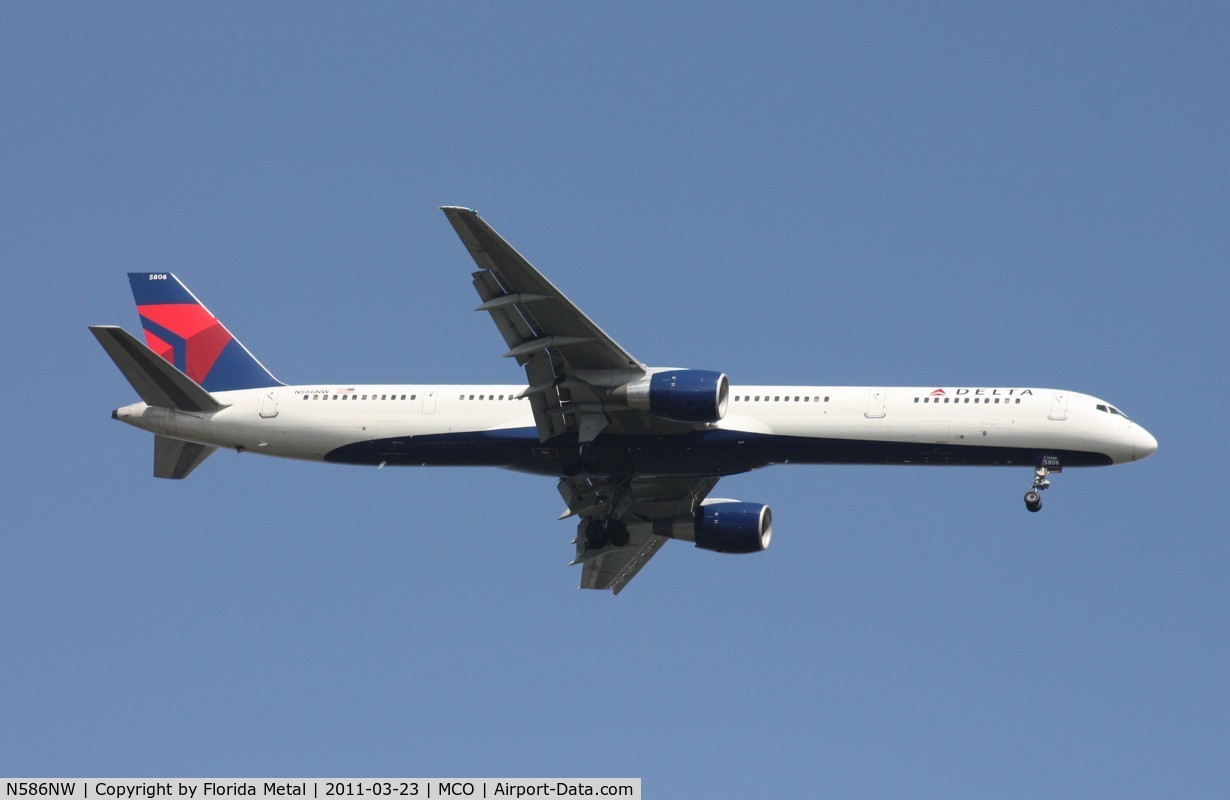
[614,369,730,423]
[660,500,773,554]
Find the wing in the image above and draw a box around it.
[442,206,692,443]
[560,474,721,594]
[441,207,719,593]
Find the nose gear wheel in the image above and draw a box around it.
[1023,465,1052,512]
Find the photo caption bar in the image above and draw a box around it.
[2,781,639,800]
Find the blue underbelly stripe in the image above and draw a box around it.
[323,428,1113,475]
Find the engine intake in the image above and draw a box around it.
[615,369,730,423]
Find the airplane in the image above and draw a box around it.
[90,207,1159,594]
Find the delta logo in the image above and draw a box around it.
[137,303,231,385]
[931,387,1035,396]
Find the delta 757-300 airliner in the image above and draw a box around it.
[92,207,1158,593]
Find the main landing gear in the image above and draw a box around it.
[1023,465,1052,512]
[585,517,630,549]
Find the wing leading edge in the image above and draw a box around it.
[441,207,662,444]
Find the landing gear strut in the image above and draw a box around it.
[1023,465,1051,512]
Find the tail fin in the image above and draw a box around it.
[128,273,281,392]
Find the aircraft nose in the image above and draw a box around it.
[1133,426,1158,460]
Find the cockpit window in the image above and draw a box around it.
[1096,403,1129,419]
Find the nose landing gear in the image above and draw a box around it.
[1023,465,1052,512]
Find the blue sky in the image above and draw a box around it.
[2,3,1227,796]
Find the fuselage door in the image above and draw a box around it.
[259,388,280,418]
[1048,391,1069,421]
[423,391,438,414]
[865,389,887,419]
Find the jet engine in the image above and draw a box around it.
[612,369,730,423]
[660,500,773,554]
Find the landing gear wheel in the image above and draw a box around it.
[1022,463,1054,512]
[1024,490,1042,513]
[585,519,609,550]
[607,520,630,547]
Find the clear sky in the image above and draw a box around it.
[3,3,1227,797]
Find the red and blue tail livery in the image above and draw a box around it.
[127,273,280,392]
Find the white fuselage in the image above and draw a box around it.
[113,384,1157,475]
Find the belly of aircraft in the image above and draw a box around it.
[322,427,1113,476]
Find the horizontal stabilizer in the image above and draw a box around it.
[154,434,217,479]
[90,325,224,413]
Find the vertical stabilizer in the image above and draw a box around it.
[128,273,281,391]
